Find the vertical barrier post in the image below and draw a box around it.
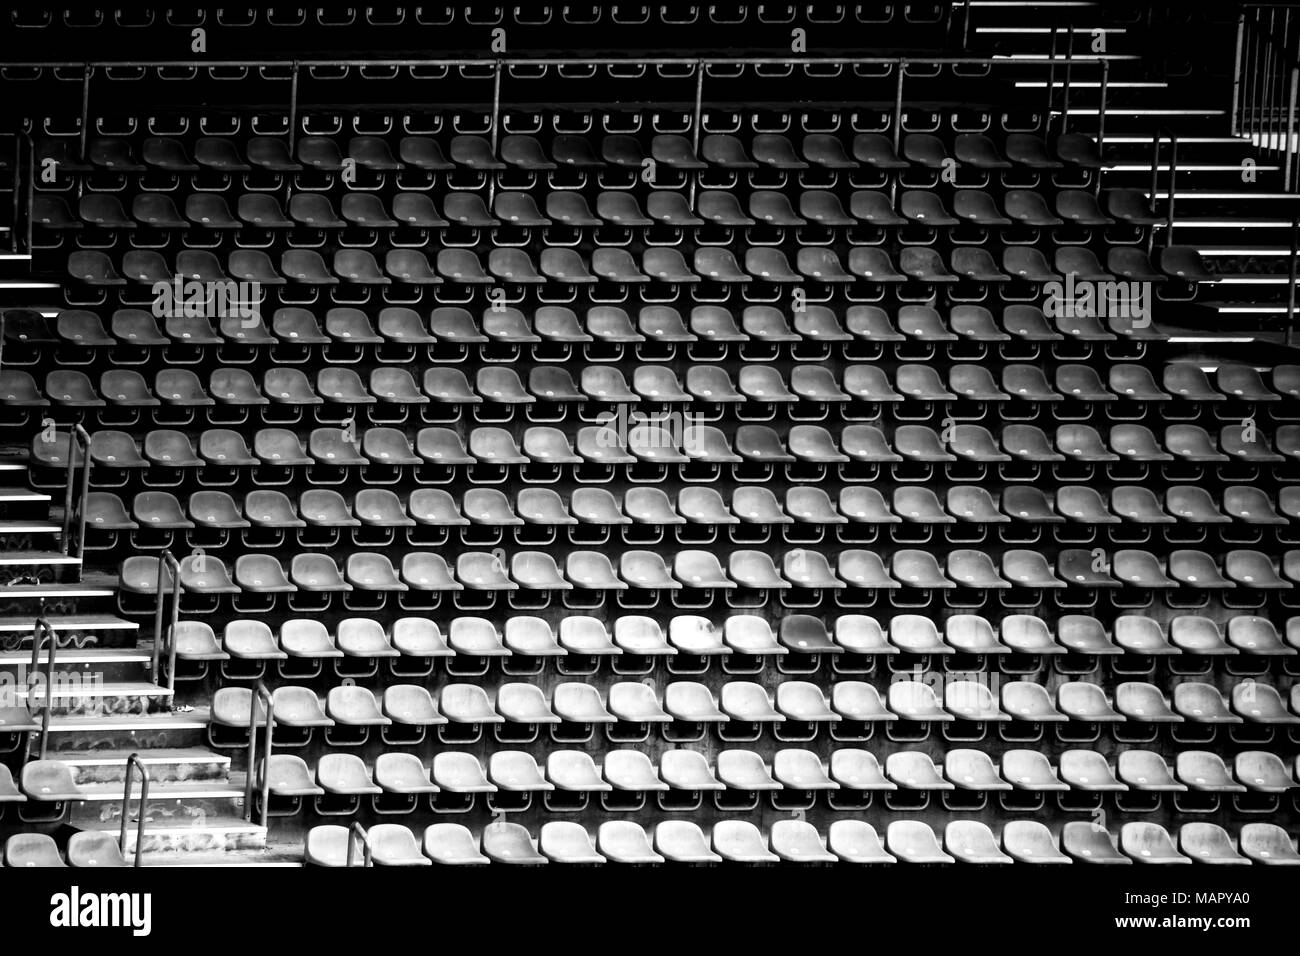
[1232,13,1245,136]
[1096,59,1109,198]
[488,59,502,207]
[1288,217,1298,345]
[1060,26,1074,136]
[890,59,905,204]
[689,59,704,211]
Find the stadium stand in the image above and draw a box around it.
[0,1,1296,870]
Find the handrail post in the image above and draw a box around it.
[1045,28,1058,133]
[59,425,89,579]
[29,619,56,760]
[119,753,150,868]
[488,59,502,208]
[1288,216,1297,346]
[689,59,704,212]
[10,131,19,256]
[78,65,91,166]
[287,61,299,154]
[1060,26,1074,136]
[245,681,273,825]
[1095,58,1109,198]
[890,59,905,205]
[151,552,179,687]
[346,821,371,868]
[24,133,33,256]
[1286,66,1298,189]
[1232,13,1245,136]
[1165,134,1177,249]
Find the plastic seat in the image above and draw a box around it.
[946,821,1012,865]
[1002,751,1068,791]
[888,684,950,723]
[423,824,488,865]
[1121,823,1191,865]
[1062,822,1130,864]
[1058,683,1122,722]
[886,821,953,864]
[5,833,66,867]
[1116,682,1180,722]
[1239,824,1300,865]
[1059,750,1124,790]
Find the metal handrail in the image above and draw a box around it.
[60,424,90,580]
[119,753,150,868]
[28,618,56,760]
[151,551,181,690]
[244,681,273,828]
[346,822,371,868]
[1149,128,1178,253]
[0,54,1119,69]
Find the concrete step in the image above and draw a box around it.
[0,613,141,651]
[61,747,231,785]
[97,814,266,854]
[19,680,173,717]
[0,486,51,521]
[44,706,211,752]
[0,645,151,683]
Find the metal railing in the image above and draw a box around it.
[151,551,180,690]
[61,424,90,580]
[27,618,57,760]
[243,681,273,828]
[1235,5,1300,191]
[346,822,371,868]
[119,753,149,868]
[1149,128,1179,253]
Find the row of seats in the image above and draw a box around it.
[173,613,1300,664]
[120,546,1300,595]
[66,245,1185,288]
[206,679,1300,731]
[40,132,1108,178]
[304,819,1298,866]
[34,423,1300,472]
[12,363,1294,410]
[9,819,1289,867]
[258,748,1300,796]
[80,485,1300,535]
[36,189,1154,234]
[12,302,1215,350]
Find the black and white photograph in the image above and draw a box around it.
[0,1,1292,939]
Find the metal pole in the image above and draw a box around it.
[689,59,704,211]
[1232,14,1245,136]
[1060,26,1074,136]
[1285,67,1298,188]
[151,554,170,684]
[78,66,91,164]
[10,133,19,255]
[260,709,273,829]
[1246,12,1258,143]
[24,135,33,256]
[1096,59,1109,198]
[488,59,501,207]
[1288,217,1298,345]
[1166,136,1177,249]
[891,59,905,205]
[287,62,299,153]
[1045,28,1058,132]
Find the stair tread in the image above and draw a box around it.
[0,613,138,633]
[59,746,230,767]
[73,779,243,800]
[16,680,172,699]
[47,706,209,731]
[0,549,81,564]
